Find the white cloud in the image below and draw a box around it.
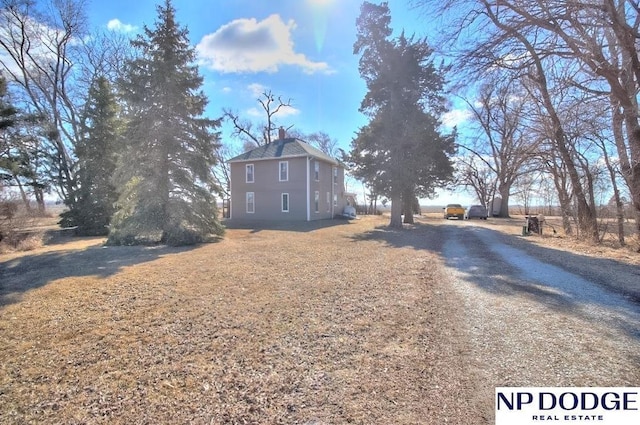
[246,107,262,118]
[442,108,472,129]
[221,87,232,93]
[107,19,137,33]
[0,12,82,77]
[275,105,301,117]
[247,83,267,97]
[196,14,333,74]
[246,105,300,118]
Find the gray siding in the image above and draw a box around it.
[231,157,307,221]
[308,159,343,220]
[230,155,348,222]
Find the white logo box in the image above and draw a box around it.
[496,387,640,425]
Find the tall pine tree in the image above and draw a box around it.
[348,2,455,228]
[108,0,223,245]
[60,76,120,235]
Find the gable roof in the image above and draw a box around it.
[227,138,340,166]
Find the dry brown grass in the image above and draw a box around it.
[0,205,61,253]
[0,216,489,424]
[2,211,637,424]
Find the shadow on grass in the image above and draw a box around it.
[224,217,356,233]
[0,238,202,307]
[348,221,438,251]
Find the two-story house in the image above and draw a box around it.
[227,129,350,222]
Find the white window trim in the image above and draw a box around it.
[326,192,330,212]
[314,190,320,213]
[333,166,338,185]
[246,164,254,183]
[314,161,320,181]
[281,193,289,212]
[279,161,289,182]
[246,192,255,214]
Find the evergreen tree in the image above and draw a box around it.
[0,77,17,133]
[0,76,18,205]
[60,76,120,235]
[0,76,50,213]
[348,2,455,228]
[108,0,223,246]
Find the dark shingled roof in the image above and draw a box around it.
[227,138,340,165]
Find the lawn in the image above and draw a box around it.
[0,215,485,424]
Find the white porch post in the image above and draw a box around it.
[306,157,310,221]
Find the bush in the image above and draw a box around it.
[15,233,45,251]
[161,226,205,246]
[106,230,162,246]
[0,199,43,252]
[0,230,45,253]
[106,226,205,247]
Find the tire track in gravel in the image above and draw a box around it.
[432,221,640,422]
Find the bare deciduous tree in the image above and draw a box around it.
[223,89,294,148]
[456,154,497,209]
[0,0,132,211]
[302,131,340,157]
[462,74,539,217]
[413,0,629,243]
[0,0,88,204]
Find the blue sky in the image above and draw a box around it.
[86,0,473,204]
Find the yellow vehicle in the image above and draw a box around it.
[443,203,465,220]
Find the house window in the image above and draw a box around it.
[281,193,289,212]
[314,161,320,181]
[326,192,330,212]
[246,164,254,183]
[333,194,338,207]
[279,161,289,181]
[246,192,255,213]
[314,191,319,213]
[333,167,338,185]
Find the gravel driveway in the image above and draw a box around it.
[431,218,640,419]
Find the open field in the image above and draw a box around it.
[1,213,638,424]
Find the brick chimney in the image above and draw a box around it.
[278,126,285,140]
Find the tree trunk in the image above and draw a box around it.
[547,109,598,242]
[389,192,403,228]
[611,179,626,246]
[559,197,573,236]
[402,193,414,224]
[577,154,599,241]
[34,186,45,215]
[552,164,573,235]
[498,183,510,218]
[159,149,172,239]
[402,190,416,224]
[622,117,640,238]
[538,77,598,241]
[12,174,31,212]
[598,142,625,245]
[610,3,640,240]
[609,99,627,245]
[546,158,573,236]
